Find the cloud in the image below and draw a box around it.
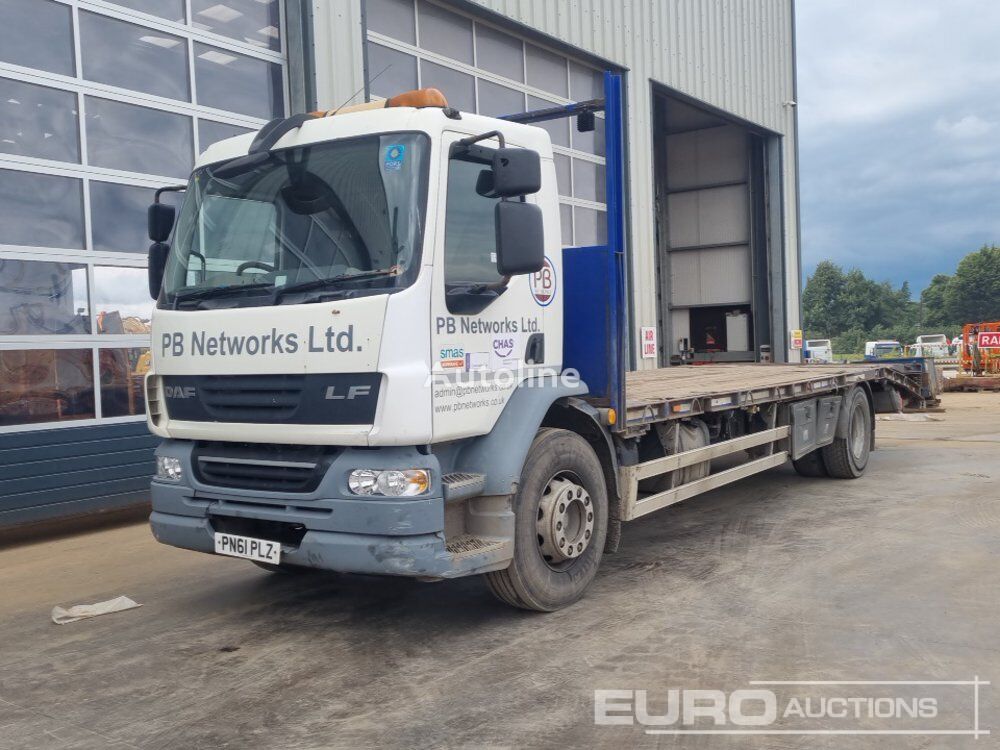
[797,1,1000,294]
[934,115,994,139]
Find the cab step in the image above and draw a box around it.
[442,472,486,503]
[445,534,507,558]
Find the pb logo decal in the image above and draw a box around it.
[531,256,556,307]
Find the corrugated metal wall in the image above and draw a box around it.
[312,0,800,364]
[0,422,156,528]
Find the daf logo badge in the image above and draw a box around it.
[164,385,196,399]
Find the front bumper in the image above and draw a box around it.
[150,511,463,577]
[150,440,511,578]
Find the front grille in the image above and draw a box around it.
[193,442,336,493]
[199,374,304,421]
[161,373,381,425]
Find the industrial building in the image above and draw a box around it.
[0,0,800,525]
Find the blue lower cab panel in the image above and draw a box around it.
[0,422,157,528]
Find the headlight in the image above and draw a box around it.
[348,469,430,497]
[156,456,183,482]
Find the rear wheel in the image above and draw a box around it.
[792,449,828,477]
[486,428,608,611]
[822,388,872,478]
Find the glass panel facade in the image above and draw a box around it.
[420,60,474,113]
[79,11,191,102]
[0,260,89,336]
[194,43,285,119]
[0,1,289,429]
[417,1,472,64]
[367,43,417,99]
[86,96,194,178]
[198,119,253,150]
[0,78,80,163]
[108,0,186,23]
[475,24,523,82]
[0,349,95,426]
[192,0,281,52]
[366,0,416,45]
[90,182,153,254]
[0,0,75,77]
[0,170,85,249]
[477,79,524,118]
[99,347,149,417]
[93,266,153,333]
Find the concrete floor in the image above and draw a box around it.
[0,392,997,749]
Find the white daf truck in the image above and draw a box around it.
[145,74,933,611]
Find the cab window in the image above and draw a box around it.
[443,155,505,313]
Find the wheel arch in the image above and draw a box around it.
[454,377,588,497]
[541,398,622,553]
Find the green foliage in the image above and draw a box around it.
[920,274,952,328]
[802,262,920,347]
[804,244,1000,354]
[942,245,1000,323]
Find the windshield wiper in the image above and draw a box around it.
[272,268,400,302]
[170,281,272,309]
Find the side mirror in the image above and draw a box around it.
[148,203,176,243]
[492,147,541,197]
[148,242,169,299]
[495,201,544,276]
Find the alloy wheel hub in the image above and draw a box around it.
[536,477,594,563]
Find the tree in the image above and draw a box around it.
[802,261,846,336]
[943,245,1000,323]
[920,274,952,328]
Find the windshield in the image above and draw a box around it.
[160,132,429,308]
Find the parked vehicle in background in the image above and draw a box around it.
[910,334,950,359]
[804,339,833,363]
[865,340,903,360]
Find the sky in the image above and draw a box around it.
[795,1,1000,296]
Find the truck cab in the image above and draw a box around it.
[146,90,600,609]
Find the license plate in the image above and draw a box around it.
[213,532,281,564]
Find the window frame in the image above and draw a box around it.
[442,141,509,315]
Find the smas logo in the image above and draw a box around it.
[531,256,556,307]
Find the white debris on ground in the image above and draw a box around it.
[51,595,142,625]
[876,413,942,422]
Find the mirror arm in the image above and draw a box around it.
[155,184,186,204]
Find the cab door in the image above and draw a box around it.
[429,132,556,441]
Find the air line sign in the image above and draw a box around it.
[978,331,1000,348]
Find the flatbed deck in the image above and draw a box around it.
[622,363,927,433]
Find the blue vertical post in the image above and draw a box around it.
[603,71,627,423]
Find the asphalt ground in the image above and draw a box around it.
[0,391,997,749]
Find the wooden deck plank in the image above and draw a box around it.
[625,364,882,407]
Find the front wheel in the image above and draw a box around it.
[486,428,608,611]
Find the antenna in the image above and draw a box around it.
[330,63,392,116]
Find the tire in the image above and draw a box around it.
[792,449,828,477]
[821,388,872,479]
[486,428,609,611]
